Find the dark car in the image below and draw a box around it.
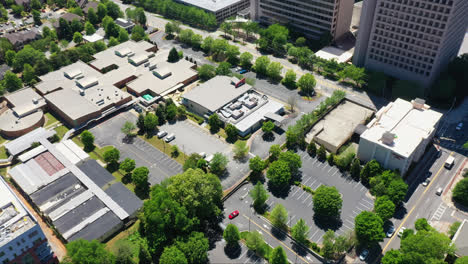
[228,210,239,219]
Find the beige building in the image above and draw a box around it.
[357,98,442,176]
[174,0,250,22]
[250,0,354,40]
[353,0,468,88]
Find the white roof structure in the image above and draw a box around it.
[235,99,283,133]
[175,0,246,12]
[83,33,104,43]
[5,127,56,156]
[315,46,353,63]
[361,98,442,158]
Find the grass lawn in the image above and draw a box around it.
[106,220,141,262]
[240,231,272,260]
[0,167,7,176]
[205,125,228,139]
[0,135,6,145]
[54,125,70,139]
[337,143,357,158]
[140,135,189,164]
[112,170,135,192]
[0,146,8,159]
[44,112,59,127]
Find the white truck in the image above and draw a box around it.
[444,156,455,169]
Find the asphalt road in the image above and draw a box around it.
[89,112,183,185]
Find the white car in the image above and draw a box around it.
[456,122,463,131]
[398,227,406,237]
[164,133,175,142]
[359,249,369,261]
[156,131,167,139]
[436,187,443,196]
[199,152,206,158]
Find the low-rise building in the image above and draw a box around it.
[357,98,442,176]
[182,76,284,136]
[7,130,143,242]
[0,175,57,264]
[0,88,47,138]
[115,18,135,33]
[174,0,250,22]
[4,30,41,50]
[52,13,83,28]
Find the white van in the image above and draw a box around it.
[444,156,455,169]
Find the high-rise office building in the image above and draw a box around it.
[250,0,354,41]
[354,0,468,88]
[0,176,57,264]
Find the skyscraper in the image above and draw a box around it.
[250,0,354,41]
[354,0,468,88]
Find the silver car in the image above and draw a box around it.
[164,133,175,142]
[157,131,167,139]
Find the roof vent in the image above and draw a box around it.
[32,98,38,104]
[412,98,425,110]
[80,90,85,96]
[381,131,396,145]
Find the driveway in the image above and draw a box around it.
[90,112,182,185]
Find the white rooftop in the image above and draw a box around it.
[175,0,247,12]
[315,46,353,63]
[361,99,442,157]
[83,33,104,43]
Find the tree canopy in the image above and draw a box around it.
[313,185,342,219]
[63,239,115,264]
[355,211,384,245]
[267,160,291,187]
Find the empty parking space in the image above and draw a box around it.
[90,112,182,185]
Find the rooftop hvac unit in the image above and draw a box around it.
[128,52,135,57]
[381,131,396,145]
[144,62,150,67]
[32,98,38,104]
[80,90,85,96]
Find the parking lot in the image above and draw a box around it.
[208,239,265,264]
[89,112,183,185]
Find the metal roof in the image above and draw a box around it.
[105,182,143,216]
[67,211,121,242]
[175,0,247,12]
[5,127,56,156]
[77,159,114,188]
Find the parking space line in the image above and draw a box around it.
[297,190,307,200]
[354,181,361,188]
[362,199,373,206]
[352,210,360,215]
[237,249,248,260]
[327,166,334,173]
[342,223,352,230]
[291,187,301,197]
[303,177,312,185]
[360,185,366,191]
[359,202,371,209]
[287,215,296,225]
[307,200,313,207]
[310,230,319,240]
[313,183,322,190]
[302,195,310,203]
[332,170,338,177]
[345,219,354,225]
[312,159,317,165]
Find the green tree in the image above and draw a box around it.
[160,246,187,264]
[191,34,203,49]
[132,167,149,198]
[64,239,115,264]
[85,21,96,35]
[387,178,408,205]
[22,63,36,85]
[178,28,194,44]
[0,39,14,65]
[103,147,120,165]
[270,204,288,229]
[307,142,317,156]
[32,9,41,25]
[165,22,177,36]
[3,71,22,92]
[239,52,253,69]
[414,218,432,232]
[138,244,151,264]
[224,123,238,141]
[131,25,145,41]
[291,218,309,244]
[115,241,134,264]
[270,246,287,264]
[116,28,128,43]
[143,113,158,134]
[171,145,179,158]
[73,32,83,44]
[266,61,283,82]
[317,144,326,160]
[282,69,297,88]
[183,153,202,171]
[453,177,468,206]
[269,144,281,161]
[327,153,335,166]
[249,181,268,211]
[267,160,291,187]
[165,104,177,121]
[216,61,231,76]
[448,221,461,238]
[209,153,229,176]
[381,249,403,264]
[58,18,72,40]
[5,50,15,66]
[220,21,232,38]
[355,211,384,245]
[226,45,240,65]
[313,185,342,219]
[201,36,214,53]
[278,151,302,174]
[168,47,180,62]
[168,168,223,221]
[262,121,275,135]
[119,158,135,176]
[233,140,249,160]
[350,158,361,179]
[223,224,240,247]
[374,195,395,221]
[254,56,270,76]
[245,231,264,254]
[136,113,145,132]
[455,257,468,264]
[360,159,381,185]
[197,64,216,81]
[87,7,99,25]
[295,37,306,47]
[249,156,265,176]
[80,130,94,152]
[297,73,316,96]
[400,229,455,263]
[105,21,120,38]
[175,232,209,264]
[208,113,221,133]
[121,121,136,137]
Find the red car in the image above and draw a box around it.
[228,210,239,219]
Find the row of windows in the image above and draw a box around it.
[371,33,438,56]
[259,4,334,28]
[379,9,448,28]
[380,0,454,9]
[374,25,441,48]
[375,22,443,45]
[260,0,335,17]
[370,45,434,68]
[376,15,444,41]
[368,54,431,76]
[378,10,447,32]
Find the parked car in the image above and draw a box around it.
[359,249,369,261]
[156,131,167,139]
[386,225,396,237]
[164,133,175,142]
[228,210,239,219]
[199,152,206,158]
[398,227,406,237]
[436,187,443,196]
[422,178,430,187]
[456,122,463,131]
[239,69,248,74]
[133,104,143,113]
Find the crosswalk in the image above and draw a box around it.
[430,203,448,222]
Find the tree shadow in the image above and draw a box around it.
[84,144,95,153]
[224,243,242,259]
[271,225,287,241]
[122,135,136,144]
[121,173,132,184]
[267,181,291,198]
[313,215,343,232]
[291,242,308,257]
[106,162,119,173]
[262,132,275,142]
[393,204,408,220]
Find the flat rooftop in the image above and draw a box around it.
[306,100,374,153]
[183,76,252,113]
[8,139,143,242]
[5,88,46,116]
[361,98,442,158]
[174,0,246,12]
[0,176,38,248]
